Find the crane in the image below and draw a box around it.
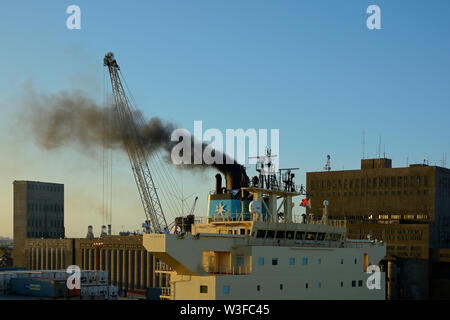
[188,196,198,216]
[104,52,168,233]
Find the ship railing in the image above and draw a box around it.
[204,265,251,275]
[160,287,171,298]
[155,262,173,272]
[195,215,252,224]
[302,217,347,227]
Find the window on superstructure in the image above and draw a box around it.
[272,258,278,265]
[354,259,357,264]
[340,281,344,287]
[240,229,246,235]
[222,285,230,294]
[302,257,308,265]
[318,258,322,264]
[352,281,356,287]
[276,231,285,239]
[306,232,317,241]
[295,232,305,240]
[317,233,326,241]
[237,257,244,266]
[289,258,295,265]
[256,230,266,238]
[266,230,275,239]
[257,285,260,291]
[358,280,363,287]
[318,282,321,288]
[258,258,264,266]
[200,285,208,293]
[305,283,308,289]
[286,231,294,240]
[340,258,344,264]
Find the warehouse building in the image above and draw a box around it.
[12,180,169,296]
[306,158,450,299]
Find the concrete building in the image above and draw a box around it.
[12,180,169,296]
[13,181,65,268]
[306,158,450,299]
[24,235,169,292]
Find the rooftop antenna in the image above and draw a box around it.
[323,155,331,171]
[383,144,386,158]
[378,136,381,158]
[362,130,366,159]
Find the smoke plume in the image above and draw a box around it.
[23,90,248,183]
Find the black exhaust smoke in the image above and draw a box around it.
[22,89,250,186]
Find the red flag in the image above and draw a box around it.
[300,198,310,207]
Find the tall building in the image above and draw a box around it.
[13,181,65,267]
[306,158,450,299]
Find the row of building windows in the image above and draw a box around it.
[255,229,342,242]
[256,257,357,266]
[27,231,64,238]
[28,219,63,228]
[203,279,367,295]
[312,189,429,198]
[27,184,63,193]
[310,176,429,191]
[28,203,64,213]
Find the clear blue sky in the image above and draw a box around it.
[0,0,449,237]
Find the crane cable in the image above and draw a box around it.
[118,70,186,223]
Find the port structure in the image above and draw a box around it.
[103,52,168,234]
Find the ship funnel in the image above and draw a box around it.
[224,165,248,190]
[215,174,223,194]
[86,225,94,238]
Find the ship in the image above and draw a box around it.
[143,151,386,300]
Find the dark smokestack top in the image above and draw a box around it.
[215,174,223,194]
[220,164,249,191]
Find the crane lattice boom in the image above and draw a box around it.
[104,52,168,233]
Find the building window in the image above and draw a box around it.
[256,230,266,238]
[258,257,264,266]
[286,231,295,239]
[352,281,356,287]
[318,282,321,288]
[272,258,278,265]
[257,285,260,291]
[295,231,305,240]
[200,285,208,294]
[358,280,363,287]
[276,231,286,239]
[302,257,308,265]
[340,258,344,264]
[237,257,244,266]
[266,230,275,239]
[222,285,230,294]
[289,258,295,265]
[318,258,322,264]
[354,259,357,264]
[280,284,283,290]
[341,281,344,287]
[305,283,308,289]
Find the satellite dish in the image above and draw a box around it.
[323,200,329,206]
[249,201,262,214]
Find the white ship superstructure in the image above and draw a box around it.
[143,153,386,300]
